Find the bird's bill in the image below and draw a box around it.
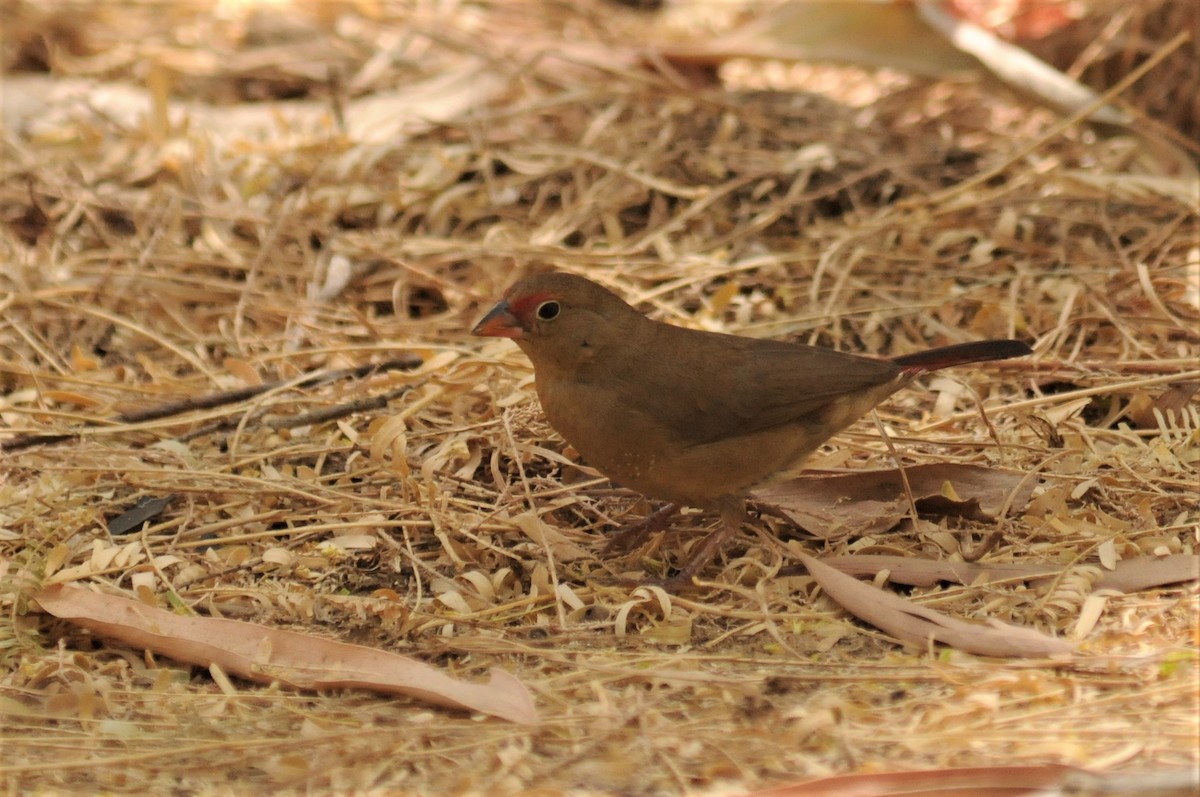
[472,300,524,339]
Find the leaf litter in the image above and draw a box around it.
[29,579,538,725]
[1,0,1197,794]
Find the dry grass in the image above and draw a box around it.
[1,1,1197,794]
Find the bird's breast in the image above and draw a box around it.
[533,374,694,500]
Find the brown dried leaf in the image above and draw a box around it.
[41,389,105,409]
[223,357,263,386]
[1126,383,1200,428]
[69,343,101,372]
[754,464,1034,538]
[799,553,1074,658]
[33,583,539,725]
[821,553,1200,594]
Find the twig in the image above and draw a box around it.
[1,356,422,451]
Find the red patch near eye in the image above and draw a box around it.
[508,291,557,319]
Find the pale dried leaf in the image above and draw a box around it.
[33,583,539,725]
[800,553,1074,658]
[662,0,979,77]
[917,1,1129,124]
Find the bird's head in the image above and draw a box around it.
[472,272,642,371]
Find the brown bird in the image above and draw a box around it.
[474,272,1031,585]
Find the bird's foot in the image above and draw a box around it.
[641,521,740,592]
[598,502,680,557]
[607,500,744,592]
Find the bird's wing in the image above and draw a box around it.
[614,326,902,447]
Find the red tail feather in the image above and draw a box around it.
[891,340,1032,373]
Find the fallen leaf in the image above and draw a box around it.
[817,554,1062,587]
[70,343,101,372]
[753,464,1034,539]
[42,389,104,408]
[1094,554,1200,593]
[108,495,175,535]
[916,1,1128,124]
[657,1,1127,125]
[1126,383,1200,428]
[746,763,1199,796]
[512,511,593,562]
[799,553,1073,658]
[33,583,539,725]
[817,552,1200,594]
[223,357,263,386]
[660,0,979,77]
[2,63,505,146]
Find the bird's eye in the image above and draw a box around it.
[535,300,560,321]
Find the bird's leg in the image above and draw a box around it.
[660,497,745,590]
[599,502,680,556]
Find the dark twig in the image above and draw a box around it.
[1,356,422,452]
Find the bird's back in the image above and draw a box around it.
[538,318,906,504]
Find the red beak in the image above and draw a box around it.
[472,300,524,339]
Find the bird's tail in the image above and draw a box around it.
[891,340,1032,374]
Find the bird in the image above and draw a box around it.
[473,271,1031,586]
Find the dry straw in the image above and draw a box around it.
[1,1,1196,793]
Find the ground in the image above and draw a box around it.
[1,1,1197,794]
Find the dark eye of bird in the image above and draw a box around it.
[536,300,560,321]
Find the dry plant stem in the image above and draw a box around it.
[958,395,1006,562]
[44,299,219,380]
[232,200,289,350]
[401,526,424,609]
[181,383,416,442]
[1065,8,1135,79]
[872,409,919,524]
[501,410,567,628]
[926,30,1189,210]
[970,387,1003,448]
[1,356,421,451]
[919,369,1200,431]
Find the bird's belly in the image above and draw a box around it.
[535,380,818,507]
[536,380,679,496]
